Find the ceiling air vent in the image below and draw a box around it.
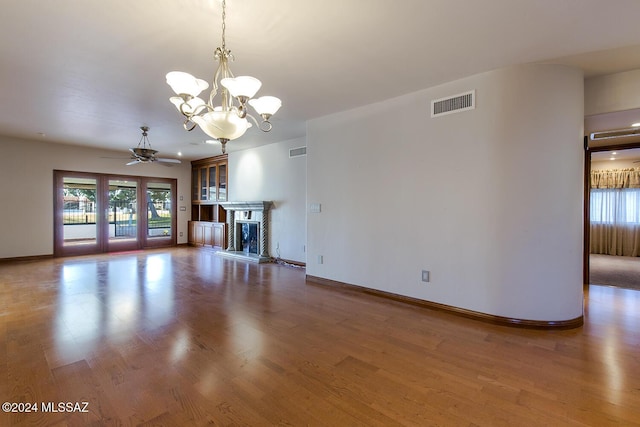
[431,90,475,118]
[289,146,307,158]
[590,127,640,141]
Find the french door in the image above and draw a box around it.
[54,171,177,256]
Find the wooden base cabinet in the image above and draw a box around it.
[188,221,225,249]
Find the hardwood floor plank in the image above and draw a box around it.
[49,359,120,425]
[1,247,640,425]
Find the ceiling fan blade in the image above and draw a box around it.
[126,159,140,166]
[156,158,182,164]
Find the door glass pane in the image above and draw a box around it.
[219,164,227,201]
[208,166,217,201]
[62,177,98,247]
[109,179,138,243]
[147,182,172,238]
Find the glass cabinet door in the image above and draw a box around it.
[218,163,227,201]
[192,168,198,201]
[200,167,208,201]
[208,165,217,201]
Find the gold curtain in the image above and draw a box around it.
[591,167,640,189]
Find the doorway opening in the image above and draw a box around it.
[585,143,640,290]
[54,170,177,256]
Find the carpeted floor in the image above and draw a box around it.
[590,254,640,290]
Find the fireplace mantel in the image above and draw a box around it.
[218,201,274,263]
[219,201,273,212]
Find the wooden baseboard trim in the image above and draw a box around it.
[306,275,583,330]
[0,254,54,263]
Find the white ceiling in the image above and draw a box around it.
[592,147,640,162]
[4,0,640,160]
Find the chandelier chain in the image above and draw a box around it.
[221,0,226,51]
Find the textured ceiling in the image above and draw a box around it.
[3,0,640,160]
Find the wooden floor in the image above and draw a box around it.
[1,247,639,426]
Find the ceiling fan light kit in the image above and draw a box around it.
[128,126,181,166]
[166,0,281,154]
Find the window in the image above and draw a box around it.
[591,188,640,224]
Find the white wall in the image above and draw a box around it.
[307,64,584,322]
[228,137,307,263]
[0,135,192,258]
[585,69,640,116]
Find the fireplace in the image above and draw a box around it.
[239,222,259,254]
[218,201,273,263]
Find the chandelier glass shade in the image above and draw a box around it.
[166,0,281,153]
[191,109,250,141]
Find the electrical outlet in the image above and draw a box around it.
[318,255,323,264]
[421,270,430,282]
[179,232,183,237]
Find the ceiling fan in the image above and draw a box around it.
[127,126,181,166]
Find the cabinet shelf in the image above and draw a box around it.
[191,204,226,222]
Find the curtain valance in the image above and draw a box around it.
[590,168,640,189]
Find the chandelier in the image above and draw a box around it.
[165,0,281,154]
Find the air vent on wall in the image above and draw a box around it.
[289,146,307,158]
[590,127,640,141]
[431,90,475,117]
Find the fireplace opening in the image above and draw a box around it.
[240,222,259,254]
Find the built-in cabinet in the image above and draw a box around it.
[188,155,227,249]
[188,221,225,248]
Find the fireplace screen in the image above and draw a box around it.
[240,222,259,254]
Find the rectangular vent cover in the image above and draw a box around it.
[590,127,640,141]
[431,90,475,117]
[289,146,307,158]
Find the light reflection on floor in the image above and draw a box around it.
[54,253,176,361]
